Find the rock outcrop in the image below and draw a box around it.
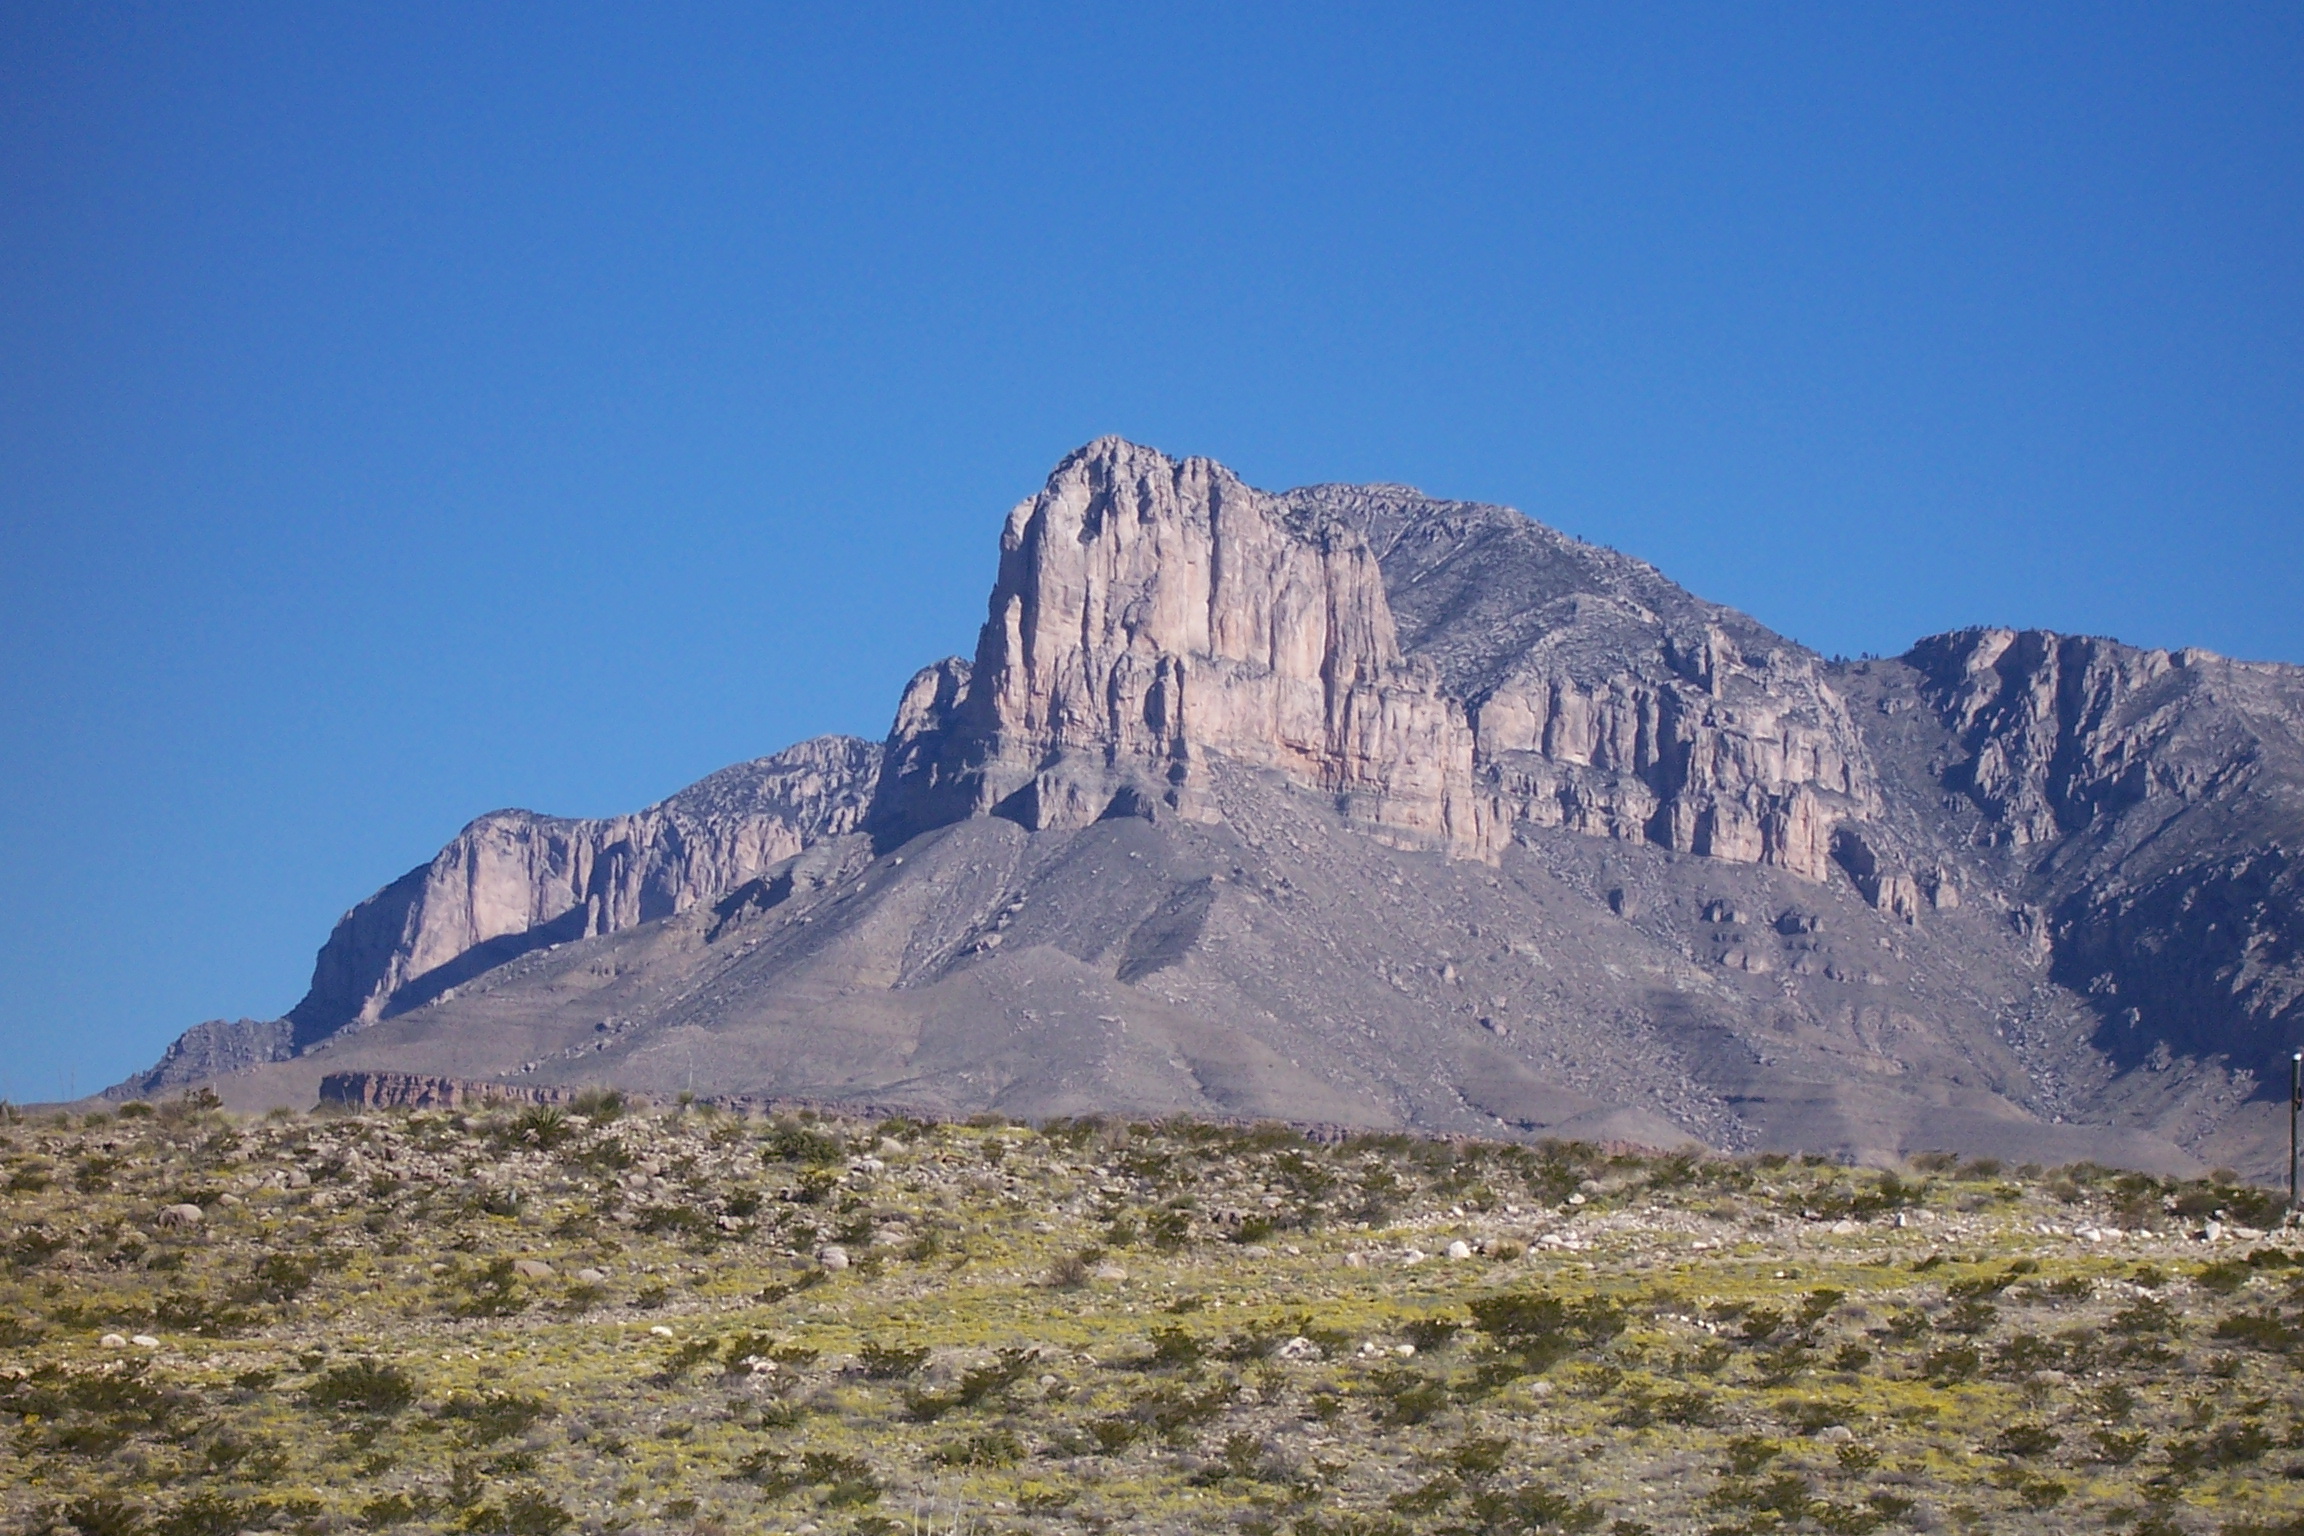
[867,441,1886,878]
[107,1017,294,1100]
[1297,482,1883,885]
[1904,627,2304,1081]
[868,439,1496,857]
[287,735,882,1044]
[315,1070,582,1111]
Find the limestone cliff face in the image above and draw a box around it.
[1469,634,1873,882]
[869,438,1496,856]
[287,735,881,1043]
[1289,482,1882,884]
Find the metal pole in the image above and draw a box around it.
[2291,1051,2302,1222]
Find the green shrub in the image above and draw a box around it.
[929,1428,1024,1467]
[570,1134,631,1172]
[858,1341,931,1378]
[508,1107,574,1151]
[1470,1291,1625,1374]
[459,1490,572,1535]
[1148,1207,1194,1250]
[736,1449,882,1505]
[1369,1368,1451,1426]
[56,1496,147,1536]
[1388,1476,1460,1514]
[153,1493,256,1536]
[437,1390,552,1443]
[307,1358,417,1416]
[2110,1295,2179,1336]
[237,1250,320,1304]
[1466,1481,1606,1532]
[761,1122,845,1166]
[1992,1422,2059,1458]
[633,1202,711,1236]
[1140,1325,1204,1369]
[153,1288,256,1335]
[1921,1344,1980,1383]
[2214,1308,2303,1356]
[362,1492,432,1527]
[2167,1421,2274,1472]
[1084,1416,1142,1453]
[1403,1316,1463,1352]
[954,1346,1035,1406]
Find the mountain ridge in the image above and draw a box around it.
[111,438,2304,1180]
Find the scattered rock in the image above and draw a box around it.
[816,1244,850,1271]
[155,1204,203,1228]
[130,1335,159,1349]
[99,1333,128,1348]
[511,1259,555,1281]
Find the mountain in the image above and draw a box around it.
[112,735,880,1098]
[115,439,2304,1179]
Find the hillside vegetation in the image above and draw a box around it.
[2,1095,2300,1536]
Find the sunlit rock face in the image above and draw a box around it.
[284,734,881,1043]
[868,437,1496,857]
[868,438,1893,876]
[1284,477,1883,884]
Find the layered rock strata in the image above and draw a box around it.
[868,438,1497,857]
[287,734,881,1044]
[1290,482,1884,886]
[315,1071,581,1111]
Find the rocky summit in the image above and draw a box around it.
[116,439,2304,1181]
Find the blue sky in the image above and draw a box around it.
[3,4,2299,1098]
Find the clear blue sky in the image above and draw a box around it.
[3,5,2299,1099]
